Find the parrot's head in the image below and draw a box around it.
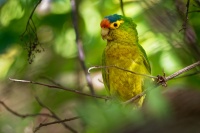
[100,14,138,42]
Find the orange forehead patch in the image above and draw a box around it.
[100,18,110,28]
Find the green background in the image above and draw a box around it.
[0,0,200,132]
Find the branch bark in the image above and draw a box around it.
[120,0,125,16]
[70,0,94,94]
[34,117,80,133]
[35,97,78,133]
[21,0,43,64]
[0,100,53,118]
[179,0,190,31]
[9,78,109,100]
[0,99,78,133]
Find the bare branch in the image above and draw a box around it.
[0,100,79,133]
[175,70,200,79]
[180,0,190,31]
[188,10,200,13]
[70,0,94,94]
[34,117,80,133]
[39,76,63,87]
[0,100,54,119]
[21,0,44,64]
[9,78,109,100]
[88,65,157,79]
[123,89,149,105]
[21,0,42,37]
[34,97,78,133]
[120,0,125,16]
[165,61,200,81]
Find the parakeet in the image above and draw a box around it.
[100,14,151,106]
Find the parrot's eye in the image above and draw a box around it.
[113,23,118,27]
[110,20,124,29]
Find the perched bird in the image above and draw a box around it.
[100,14,151,106]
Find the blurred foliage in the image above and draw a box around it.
[0,0,200,133]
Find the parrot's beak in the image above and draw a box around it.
[101,28,109,40]
[100,18,111,40]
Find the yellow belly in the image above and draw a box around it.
[104,43,148,105]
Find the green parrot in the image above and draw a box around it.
[100,14,151,106]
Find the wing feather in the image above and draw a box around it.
[102,50,110,91]
[138,44,151,74]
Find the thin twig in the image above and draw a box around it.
[120,0,125,16]
[21,0,43,64]
[188,10,200,13]
[0,101,54,118]
[34,97,78,133]
[34,117,80,132]
[180,0,190,31]
[40,76,63,87]
[70,0,94,94]
[165,61,200,81]
[123,89,150,104]
[175,70,200,79]
[21,0,42,36]
[0,99,79,133]
[185,0,190,22]
[9,78,109,100]
[88,65,157,79]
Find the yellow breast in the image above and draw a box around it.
[104,42,148,105]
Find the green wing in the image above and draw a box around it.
[138,44,151,74]
[102,50,110,91]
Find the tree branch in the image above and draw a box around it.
[70,0,94,94]
[34,97,78,133]
[34,117,80,133]
[0,100,53,118]
[165,61,200,81]
[175,70,200,79]
[21,0,42,37]
[21,0,44,64]
[88,65,157,79]
[120,0,125,16]
[9,78,109,100]
[180,0,190,31]
[188,10,200,13]
[0,99,79,133]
